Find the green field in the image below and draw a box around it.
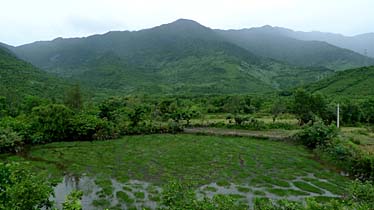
[3,134,350,209]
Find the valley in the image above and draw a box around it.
[1,17,374,210]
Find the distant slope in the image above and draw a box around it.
[305,66,374,96]
[285,30,374,58]
[9,19,332,94]
[0,46,66,98]
[218,26,374,71]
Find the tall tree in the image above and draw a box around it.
[64,84,83,111]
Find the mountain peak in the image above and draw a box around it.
[261,25,274,29]
[173,18,201,25]
[151,18,212,37]
[164,18,207,30]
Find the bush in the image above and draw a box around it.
[349,180,374,207]
[69,113,119,141]
[0,127,23,153]
[295,121,337,149]
[233,115,250,125]
[0,162,53,210]
[62,190,83,210]
[317,138,374,181]
[0,116,31,141]
[92,120,119,141]
[29,104,73,143]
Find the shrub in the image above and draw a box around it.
[0,116,31,141]
[92,120,119,141]
[0,162,53,210]
[0,127,23,153]
[233,115,250,125]
[295,121,337,149]
[29,104,73,143]
[69,113,119,141]
[62,190,83,210]
[349,180,374,207]
[317,139,374,181]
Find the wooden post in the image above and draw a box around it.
[337,103,340,128]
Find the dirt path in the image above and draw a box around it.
[184,127,298,140]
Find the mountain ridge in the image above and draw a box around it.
[0,45,67,99]
[305,66,374,97]
[4,19,373,95]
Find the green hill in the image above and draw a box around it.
[218,26,374,71]
[0,45,66,99]
[9,19,337,95]
[306,66,374,96]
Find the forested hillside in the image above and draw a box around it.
[0,46,66,99]
[8,19,337,95]
[218,26,374,70]
[306,66,374,97]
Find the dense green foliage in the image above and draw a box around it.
[291,89,333,125]
[306,66,374,97]
[0,128,23,153]
[292,118,374,182]
[317,137,374,181]
[62,191,83,210]
[0,46,66,102]
[0,162,53,210]
[296,121,338,149]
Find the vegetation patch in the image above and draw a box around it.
[293,181,324,194]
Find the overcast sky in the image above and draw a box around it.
[1,0,373,46]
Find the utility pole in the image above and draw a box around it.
[337,103,340,128]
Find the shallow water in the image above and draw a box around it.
[52,175,101,209]
[52,175,161,210]
[52,172,343,209]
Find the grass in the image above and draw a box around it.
[3,134,351,208]
[116,191,134,203]
[293,181,324,194]
[17,134,335,185]
[237,186,251,193]
[134,191,145,199]
[341,126,374,155]
[204,186,218,192]
[308,180,345,195]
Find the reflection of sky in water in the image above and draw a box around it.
[52,172,342,210]
[52,175,161,210]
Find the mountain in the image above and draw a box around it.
[284,30,374,58]
[9,19,334,95]
[305,66,374,97]
[0,45,66,99]
[218,26,374,71]
[0,42,14,51]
